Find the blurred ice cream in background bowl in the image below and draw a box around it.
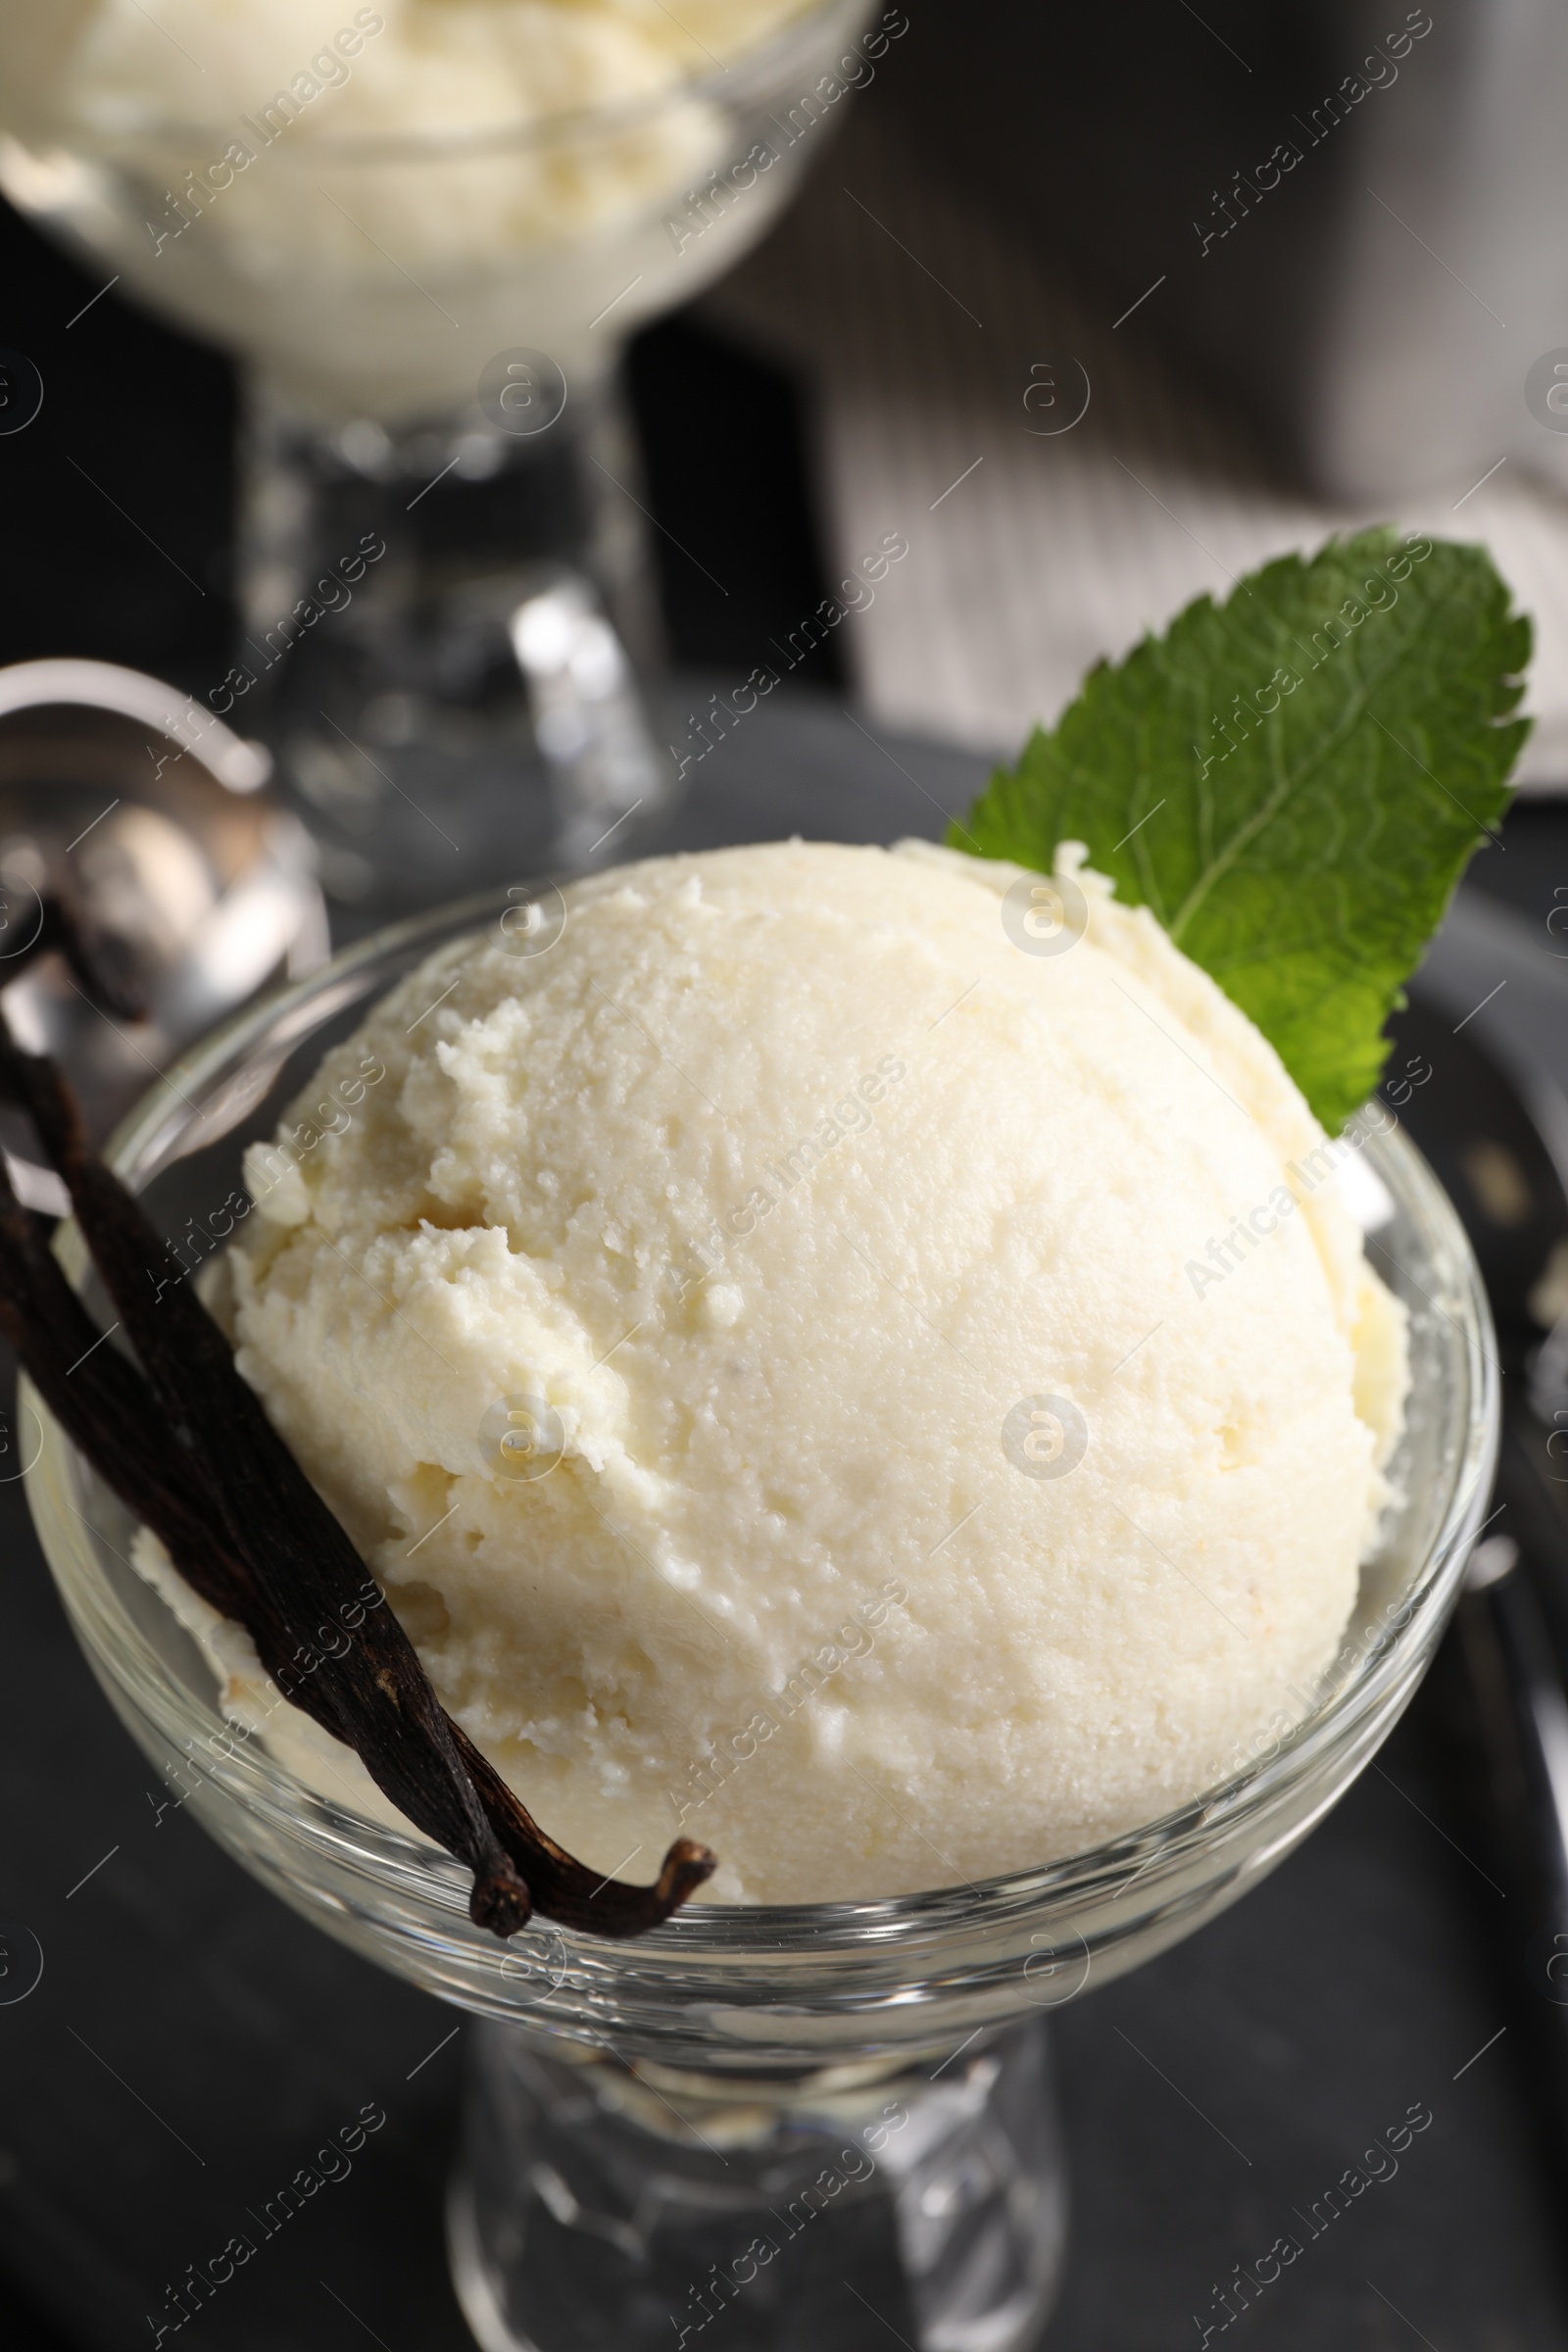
[0,0,885,904]
[0,0,874,416]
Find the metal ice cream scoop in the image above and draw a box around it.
[0,658,327,1152]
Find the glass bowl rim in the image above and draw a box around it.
[26,878,1499,1960]
[24,0,878,168]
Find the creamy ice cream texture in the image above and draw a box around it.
[194,839,1407,1904]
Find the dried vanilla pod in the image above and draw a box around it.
[0,961,713,1937]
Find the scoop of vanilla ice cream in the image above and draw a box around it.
[213,840,1407,1902]
[16,0,808,139]
[5,0,807,267]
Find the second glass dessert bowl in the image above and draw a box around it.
[0,1,880,906]
[26,890,1497,2352]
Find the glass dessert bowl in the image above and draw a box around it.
[0,0,876,421]
[24,889,1497,2352]
[0,0,883,906]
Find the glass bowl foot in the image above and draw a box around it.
[447,2016,1069,2351]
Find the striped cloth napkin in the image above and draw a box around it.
[707,97,1568,789]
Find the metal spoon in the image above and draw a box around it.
[0,658,327,1151]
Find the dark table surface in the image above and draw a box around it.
[2,700,1568,2352]
[6,184,1568,2352]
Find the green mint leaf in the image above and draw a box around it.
[952,529,1531,1130]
